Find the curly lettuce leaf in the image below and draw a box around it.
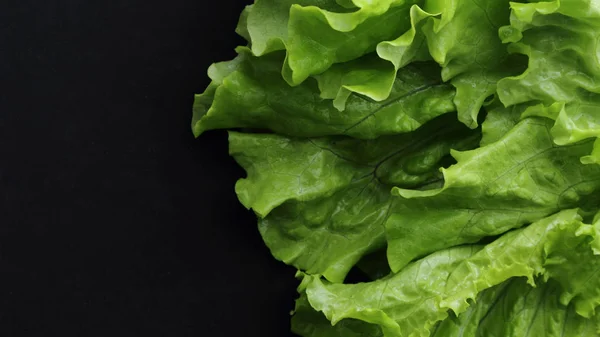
[314,5,433,109]
[319,0,527,127]
[497,0,600,162]
[244,0,351,56]
[193,47,457,139]
[300,209,596,337]
[433,278,600,337]
[230,114,480,282]
[237,0,527,124]
[379,0,521,128]
[543,210,600,318]
[282,1,416,86]
[293,211,600,337]
[386,117,600,271]
[240,0,416,106]
[302,246,481,337]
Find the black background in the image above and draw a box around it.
[1,1,298,336]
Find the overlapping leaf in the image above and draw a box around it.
[497,0,600,162]
[193,48,456,139]
[300,210,600,337]
[433,278,600,337]
[230,114,479,282]
[191,0,600,335]
[386,117,600,271]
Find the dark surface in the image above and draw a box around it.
[0,1,298,336]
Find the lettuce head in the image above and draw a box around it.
[192,0,600,335]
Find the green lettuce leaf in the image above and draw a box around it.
[235,0,527,123]
[386,117,600,271]
[244,0,351,56]
[193,47,457,139]
[497,0,600,162]
[301,246,481,337]
[317,0,527,126]
[314,5,431,108]
[293,212,600,336]
[282,1,415,86]
[379,0,520,128]
[543,210,600,318]
[433,278,600,337]
[230,114,479,282]
[300,209,597,337]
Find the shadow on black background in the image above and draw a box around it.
[0,1,298,336]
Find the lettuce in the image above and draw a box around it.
[192,0,600,335]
